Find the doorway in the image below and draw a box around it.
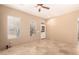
[77,18,79,54]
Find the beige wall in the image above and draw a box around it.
[0,13,8,50]
[0,5,43,50]
[46,10,79,54]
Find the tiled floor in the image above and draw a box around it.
[0,39,77,55]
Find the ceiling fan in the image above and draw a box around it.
[36,4,50,12]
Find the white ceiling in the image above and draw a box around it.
[3,4,79,19]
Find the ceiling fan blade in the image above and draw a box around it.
[37,4,43,6]
[41,5,50,9]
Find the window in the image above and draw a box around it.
[8,16,21,39]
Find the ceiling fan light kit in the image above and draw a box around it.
[38,8,41,12]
